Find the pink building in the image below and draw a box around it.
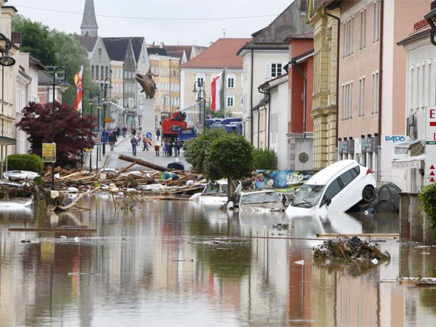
[329,0,431,182]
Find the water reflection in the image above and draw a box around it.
[0,195,434,326]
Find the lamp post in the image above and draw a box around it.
[88,90,104,171]
[0,33,16,180]
[102,77,112,156]
[81,88,93,170]
[47,66,69,190]
[193,81,206,135]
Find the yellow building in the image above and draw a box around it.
[307,0,340,170]
[147,48,180,124]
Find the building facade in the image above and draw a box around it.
[307,0,340,171]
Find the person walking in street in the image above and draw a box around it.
[130,136,138,156]
[156,128,161,141]
[108,131,117,151]
[122,126,127,138]
[162,141,168,156]
[132,127,136,137]
[174,138,181,157]
[154,143,160,156]
[168,140,173,157]
[142,135,149,151]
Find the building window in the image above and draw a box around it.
[227,74,235,88]
[105,66,109,79]
[343,17,355,58]
[359,76,365,117]
[372,70,379,114]
[196,74,205,87]
[342,81,353,120]
[268,62,283,78]
[129,98,134,108]
[360,9,366,50]
[373,0,381,43]
[227,96,235,107]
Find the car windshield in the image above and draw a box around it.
[292,184,325,208]
[240,192,280,205]
[203,183,228,194]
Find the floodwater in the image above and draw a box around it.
[1,194,436,327]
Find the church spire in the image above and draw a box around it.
[81,0,98,37]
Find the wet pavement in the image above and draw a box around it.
[1,195,436,327]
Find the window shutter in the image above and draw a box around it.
[265,62,271,79]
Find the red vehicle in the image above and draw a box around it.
[161,111,188,139]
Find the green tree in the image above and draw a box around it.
[184,129,227,173]
[253,148,278,170]
[12,15,56,65]
[207,134,253,199]
[12,15,95,108]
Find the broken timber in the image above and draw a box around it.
[119,154,171,171]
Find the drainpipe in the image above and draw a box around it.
[250,49,254,145]
[289,60,307,137]
[257,83,269,149]
[324,7,341,151]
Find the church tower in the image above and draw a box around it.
[81,0,98,37]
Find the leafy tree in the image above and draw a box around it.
[12,15,56,65]
[12,15,95,109]
[253,148,278,170]
[184,129,227,173]
[16,102,96,167]
[207,134,253,199]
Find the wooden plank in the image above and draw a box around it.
[316,233,399,239]
[119,154,170,171]
[9,228,96,232]
[118,162,137,174]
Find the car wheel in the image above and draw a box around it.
[362,185,376,203]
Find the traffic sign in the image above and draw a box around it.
[105,117,111,123]
[146,132,152,139]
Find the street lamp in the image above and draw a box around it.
[102,77,112,156]
[88,90,104,172]
[425,6,436,46]
[0,33,15,67]
[193,81,206,135]
[47,66,69,190]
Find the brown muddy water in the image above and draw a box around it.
[0,194,436,327]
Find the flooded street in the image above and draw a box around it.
[1,195,436,327]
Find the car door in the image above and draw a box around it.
[319,177,343,212]
[334,167,361,212]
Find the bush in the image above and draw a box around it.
[253,149,277,170]
[419,183,436,230]
[7,154,43,174]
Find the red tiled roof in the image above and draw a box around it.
[181,38,250,69]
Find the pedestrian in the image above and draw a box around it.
[130,136,138,156]
[174,139,181,157]
[132,127,136,137]
[108,131,117,151]
[156,128,161,141]
[116,126,120,137]
[142,135,149,151]
[154,143,160,156]
[136,132,141,147]
[168,140,173,157]
[122,125,127,138]
[162,141,168,156]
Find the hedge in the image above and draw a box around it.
[7,154,43,174]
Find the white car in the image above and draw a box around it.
[233,190,285,212]
[286,160,376,219]
[3,170,40,181]
[198,179,229,205]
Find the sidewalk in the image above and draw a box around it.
[83,135,129,172]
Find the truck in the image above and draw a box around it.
[161,111,188,140]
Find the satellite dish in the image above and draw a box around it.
[299,152,309,163]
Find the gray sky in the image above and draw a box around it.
[9,0,295,46]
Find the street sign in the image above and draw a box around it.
[146,132,152,139]
[426,107,436,185]
[105,117,111,123]
[42,143,56,163]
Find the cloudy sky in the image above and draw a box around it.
[9,0,295,46]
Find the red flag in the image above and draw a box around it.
[211,73,223,111]
[74,66,83,112]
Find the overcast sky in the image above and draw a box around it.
[9,0,295,46]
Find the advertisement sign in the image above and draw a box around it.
[42,143,56,163]
[426,107,436,184]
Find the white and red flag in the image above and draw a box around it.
[211,72,223,111]
[74,66,83,112]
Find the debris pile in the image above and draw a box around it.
[313,237,390,264]
[40,156,206,196]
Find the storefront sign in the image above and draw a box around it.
[42,143,56,163]
[426,107,436,185]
